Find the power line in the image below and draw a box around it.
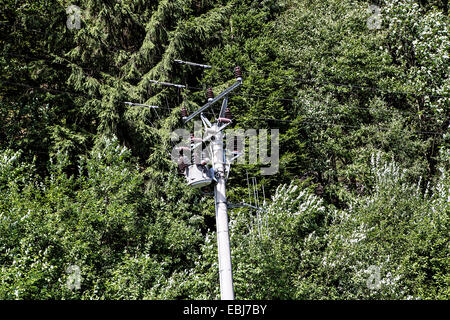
[2,80,218,115]
[2,52,208,93]
[1,80,182,112]
[238,117,444,135]
[148,79,186,89]
[146,79,204,92]
[240,70,447,99]
[3,81,92,98]
[228,92,423,117]
[175,61,440,120]
[4,51,439,117]
[3,81,444,135]
[3,55,446,131]
[8,52,446,114]
[4,77,446,131]
[3,83,444,164]
[175,59,449,99]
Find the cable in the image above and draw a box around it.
[174,59,211,69]
[148,79,186,89]
[3,57,446,135]
[4,80,445,135]
[238,117,444,135]
[4,81,444,135]
[9,52,444,118]
[3,55,437,119]
[175,59,449,99]
[228,91,424,117]
[241,70,448,99]
[3,81,92,98]
[1,80,211,113]
[2,52,208,93]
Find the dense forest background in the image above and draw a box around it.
[0,0,448,299]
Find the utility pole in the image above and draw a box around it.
[212,123,234,300]
[180,66,242,300]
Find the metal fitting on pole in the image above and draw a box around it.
[234,66,242,82]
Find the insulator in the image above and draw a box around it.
[233,137,238,152]
[207,87,214,100]
[218,117,231,124]
[181,106,188,118]
[234,66,242,80]
[201,157,210,166]
[192,137,203,143]
[225,107,232,119]
[178,157,187,172]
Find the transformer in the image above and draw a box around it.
[184,164,213,188]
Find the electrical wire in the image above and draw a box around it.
[2,52,207,92]
[175,59,449,99]
[3,81,445,136]
[3,53,447,138]
[6,52,446,119]
[3,21,448,99]
[238,117,445,136]
[3,81,92,98]
[2,80,218,116]
[228,91,424,117]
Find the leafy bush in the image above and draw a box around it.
[316,155,449,299]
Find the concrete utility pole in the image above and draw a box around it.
[211,124,234,300]
[180,66,242,300]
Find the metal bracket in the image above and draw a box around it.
[219,95,228,118]
[211,168,218,182]
[124,102,159,108]
[217,121,232,132]
[227,202,261,210]
[224,151,242,180]
[183,81,241,123]
[227,151,242,164]
[200,112,212,128]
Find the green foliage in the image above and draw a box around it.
[0,138,142,298]
[0,0,448,299]
[316,155,449,299]
[229,183,327,299]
